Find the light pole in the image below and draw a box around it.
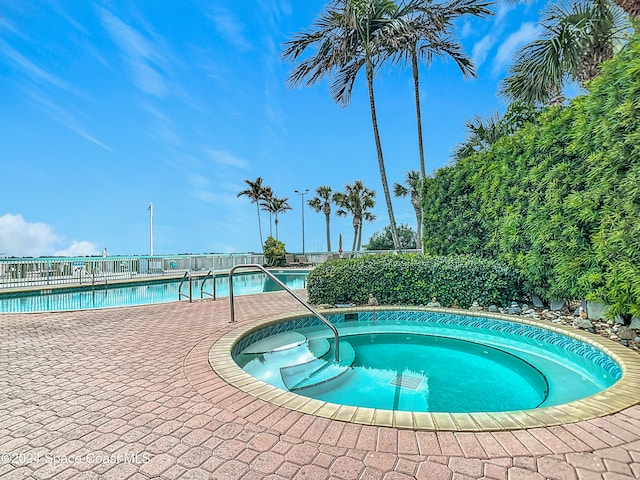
[294,189,309,254]
[148,203,154,256]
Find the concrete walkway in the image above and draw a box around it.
[0,291,638,480]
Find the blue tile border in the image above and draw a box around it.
[231,309,622,380]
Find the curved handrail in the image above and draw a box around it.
[228,264,340,362]
[200,270,216,299]
[92,267,107,288]
[178,271,192,302]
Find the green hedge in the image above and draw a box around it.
[307,254,521,308]
[421,29,640,319]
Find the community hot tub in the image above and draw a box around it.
[209,307,640,430]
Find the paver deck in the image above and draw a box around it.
[0,291,639,480]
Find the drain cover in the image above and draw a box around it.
[390,373,424,390]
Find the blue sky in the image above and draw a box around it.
[0,0,543,257]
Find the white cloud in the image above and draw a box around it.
[472,34,497,70]
[470,2,519,72]
[54,241,99,257]
[495,2,516,25]
[460,20,474,39]
[492,22,539,75]
[0,214,98,257]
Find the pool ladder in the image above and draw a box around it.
[228,264,340,362]
[91,267,108,290]
[179,270,215,302]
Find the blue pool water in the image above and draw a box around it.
[234,310,620,413]
[0,270,309,313]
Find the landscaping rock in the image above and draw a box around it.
[587,301,607,320]
[508,302,522,315]
[531,293,544,308]
[617,326,635,340]
[550,299,564,311]
[573,318,593,330]
[488,305,499,313]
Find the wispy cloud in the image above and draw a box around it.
[209,6,251,51]
[472,34,498,70]
[470,2,518,71]
[492,22,539,75]
[259,1,292,30]
[0,40,72,91]
[25,90,113,152]
[203,149,249,169]
[98,7,168,98]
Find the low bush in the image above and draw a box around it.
[307,254,522,307]
[263,236,285,267]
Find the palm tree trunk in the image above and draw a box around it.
[415,208,422,251]
[366,62,401,252]
[275,215,279,241]
[351,221,358,253]
[412,49,426,179]
[255,203,264,249]
[613,0,639,18]
[324,212,332,252]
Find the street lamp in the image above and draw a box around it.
[148,203,154,256]
[294,189,309,254]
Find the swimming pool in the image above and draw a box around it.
[210,307,640,430]
[0,270,309,313]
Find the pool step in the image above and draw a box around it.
[240,334,321,390]
[242,331,307,354]
[283,340,356,392]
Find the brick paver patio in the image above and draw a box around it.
[0,291,639,479]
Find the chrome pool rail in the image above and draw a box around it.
[178,271,193,302]
[201,270,216,300]
[178,270,215,302]
[228,264,340,362]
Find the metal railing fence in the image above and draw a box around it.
[0,253,264,289]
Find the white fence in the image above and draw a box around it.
[0,254,264,289]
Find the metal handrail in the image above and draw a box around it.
[228,264,340,362]
[178,271,192,302]
[200,270,216,300]
[92,267,107,289]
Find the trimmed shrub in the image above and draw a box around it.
[307,254,521,308]
[263,236,285,267]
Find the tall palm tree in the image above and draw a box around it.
[283,0,417,252]
[262,195,292,240]
[393,170,423,249]
[499,0,627,106]
[308,186,336,252]
[237,177,269,249]
[389,0,493,178]
[335,180,377,252]
[260,187,275,238]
